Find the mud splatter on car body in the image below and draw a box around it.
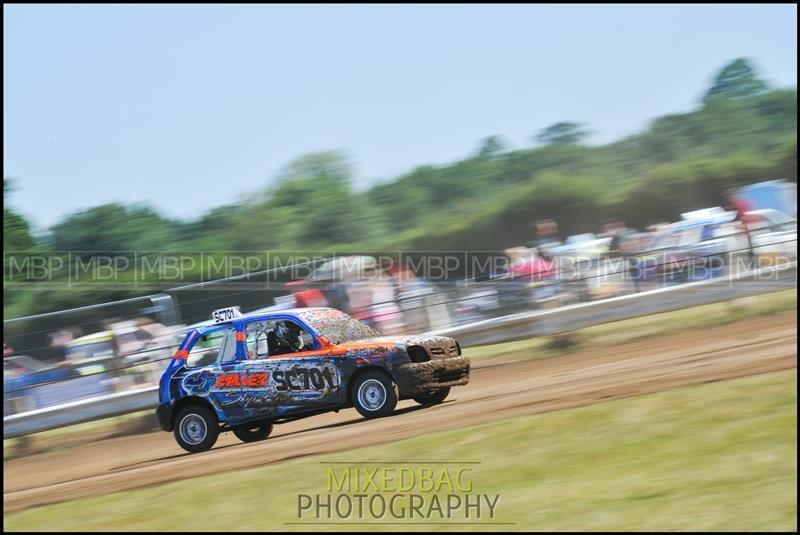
[156,307,469,433]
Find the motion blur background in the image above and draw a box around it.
[3,4,797,531]
[4,4,797,316]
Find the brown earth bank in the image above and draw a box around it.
[3,311,797,513]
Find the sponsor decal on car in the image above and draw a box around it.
[180,364,340,397]
[214,372,270,388]
[273,366,337,392]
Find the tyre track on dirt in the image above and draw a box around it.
[4,312,796,513]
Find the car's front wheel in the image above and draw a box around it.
[413,387,450,406]
[232,422,273,443]
[174,405,219,453]
[352,371,398,418]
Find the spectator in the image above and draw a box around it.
[725,190,755,260]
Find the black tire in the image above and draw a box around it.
[352,370,398,418]
[174,405,219,453]
[413,387,451,406]
[232,422,274,443]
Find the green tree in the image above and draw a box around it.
[49,203,180,253]
[274,150,353,187]
[4,178,36,313]
[535,122,588,145]
[268,151,361,246]
[704,58,768,101]
[3,178,34,251]
[775,136,797,181]
[476,136,507,159]
[369,174,432,231]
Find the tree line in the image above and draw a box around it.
[4,58,797,318]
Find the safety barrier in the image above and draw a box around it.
[4,260,794,439]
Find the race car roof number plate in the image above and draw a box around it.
[212,306,243,323]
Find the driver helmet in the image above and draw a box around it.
[275,321,303,351]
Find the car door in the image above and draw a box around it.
[239,318,345,419]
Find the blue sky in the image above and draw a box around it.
[3,4,797,232]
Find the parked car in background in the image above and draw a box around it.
[745,209,798,263]
[4,355,70,415]
[745,208,797,232]
[107,320,175,387]
[549,233,613,258]
[736,179,797,219]
[4,346,115,415]
[636,208,750,286]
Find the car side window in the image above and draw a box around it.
[244,319,315,359]
[245,320,275,359]
[187,327,237,368]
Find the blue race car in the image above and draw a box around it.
[156,306,470,452]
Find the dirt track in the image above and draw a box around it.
[4,312,797,513]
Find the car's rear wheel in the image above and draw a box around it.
[232,422,273,443]
[352,371,398,418]
[174,405,219,453]
[413,387,450,406]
